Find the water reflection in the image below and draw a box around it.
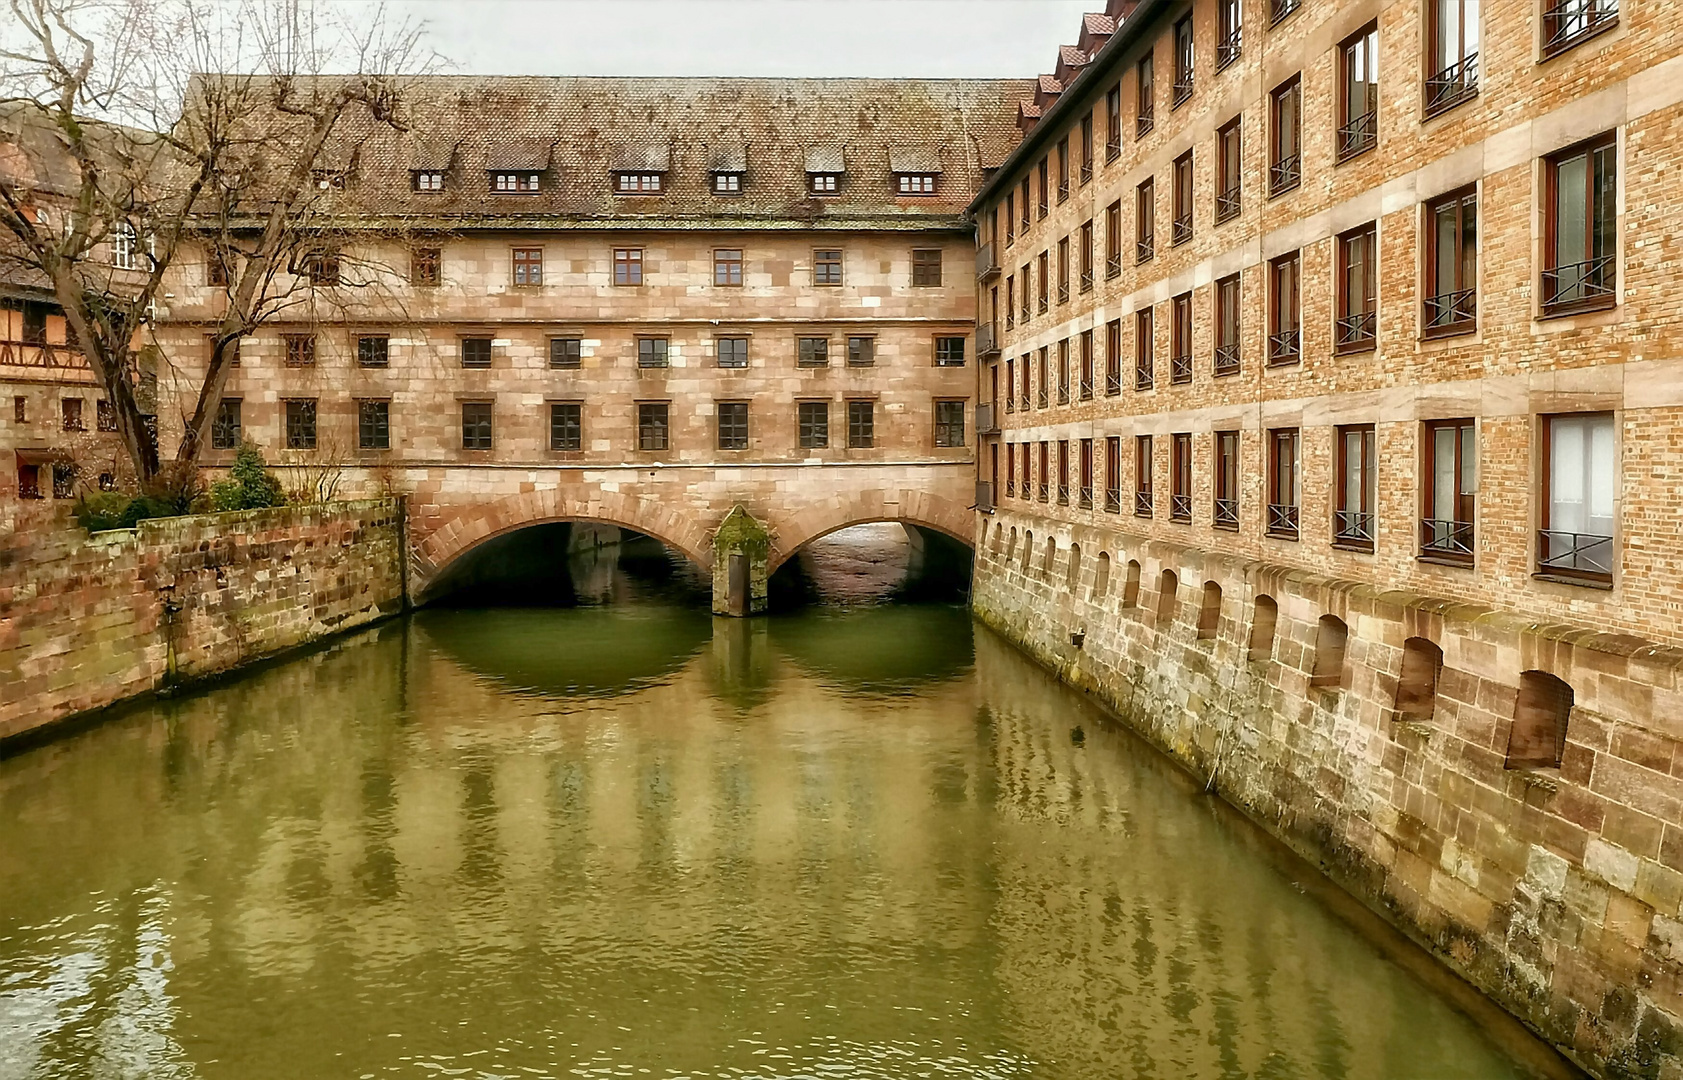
[0,607,1571,1080]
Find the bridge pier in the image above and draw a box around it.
[712,506,771,617]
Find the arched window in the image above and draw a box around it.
[1042,535,1058,577]
[1122,560,1142,608]
[1249,595,1278,662]
[1311,615,1349,688]
[1198,581,1223,639]
[1156,569,1179,625]
[1394,637,1444,725]
[1067,543,1083,590]
[1506,671,1574,769]
[1021,531,1034,572]
[1094,552,1112,598]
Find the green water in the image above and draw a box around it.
[0,603,1572,1079]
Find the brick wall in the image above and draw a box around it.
[0,499,405,743]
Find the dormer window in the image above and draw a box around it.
[809,172,841,195]
[897,173,938,195]
[312,170,347,191]
[713,172,744,194]
[412,171,445,192]
[615,172,664,194]
[491,171,541,193]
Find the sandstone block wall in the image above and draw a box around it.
[0,499,404,744]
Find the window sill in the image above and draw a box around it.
[1267,180,1301,200]
[1265,530,1300,542]
[1417,553,1474,569]
[1422,90,1478,124]
[1537,297,1617,321]
[1334,339,1376,357]
[1532,571,1613,591]
[1213,522,1240,533]
[1421,321,1476,342]
[1541,17,1619,61]
[1332,540,1375,555]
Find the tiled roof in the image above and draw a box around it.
[887,145,943,174]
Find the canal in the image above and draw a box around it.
[0,532,1578,1079]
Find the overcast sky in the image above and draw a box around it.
[385,1,1098,79]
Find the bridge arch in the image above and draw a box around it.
[763,486,975,573]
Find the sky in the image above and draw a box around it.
[384,0,1098,79]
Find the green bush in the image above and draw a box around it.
[72,491,130,532]
[209,441,285,512]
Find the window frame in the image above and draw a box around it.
[1136,53,1155,138]
[1170,432,1193,523]
[460,400,493,450]
[411,246,441,286]
[1423,185,1479,337]
[797,336,830,368]
[613,247,645,287]
[1172,15,1195,107]
[549,401,583,452]
[1214,430,1240,529]
[1135,308,1155,391]
[896,173,938,195]
[934,400,966,449]
[798,400,830,449]
[1334,424,1378,551]
[283,333,317,368]
[934,336,967,368]
[1424,0,1480,118]
[1542,0,1620,59]
[1338,24,1380,162]
[637,336,670,369]
[1215,273,1242,376]
[1268,252,1302,366]
[1136,178,1155,263]
[284,397,318,450]
[1538,411,1616,583]
[211,397,241,450]
[460,335,493,369]
[637,402,671,451]
[713,248,744,287]
[1269,76,1302,197]
[357,334,390,368]
[1170,292,1193,385]
[716,401,750,450]
[550,337,583,369]
[1267,427,1301,539]
[511,246,543,287]
[1106,85,1123,161]
[1421,418,1477,563]
[1216,117,1242,224]
[614,172,665,194]
[846,400,875,448]
[911,247,944,287]
[716,336,750,369]
[1172,151,1194,245]
[1541,131,1618,317]
[813,248,843,286]
[1336,223,1379,353]
[1134,434,1154,517]
[1217,0,1243,69]
[357,398,391,451]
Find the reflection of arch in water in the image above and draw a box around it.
[416,605,712,700]
[767,605,975,696]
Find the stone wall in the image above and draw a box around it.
[974,509,1683,1080]
[0,498,405,744]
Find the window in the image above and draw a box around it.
[1170,433,1192,522]
[637,402,669,450]
[1172,152,1193,245]
[912,248,943,287]
[111,222,138,270]
[1337,224,1378,352]
[614,172,664,194]
[1020,177,1032,231]
[713,248,744,287]
[550,402,582,451]
[512,247,543,286]
[1218,0,1243,69]
[12,396,22,423]
[1171,292,1192,384]
[1106,86,1123,161]
[1057,440,1070,504]
[550,337,582,369]
[1424,186,1478,335]
[1271,0,1302,23]
[847,400,874,448]
[1137,53,1155,137]
[1268,253,1301,365]
[1105,436,1122,512]
[614,248,644,286]
[1173,15,1195,105]
[212,399,241,450]
[1336,425,1377,551]
[809,172,841,194]
[358,335,390,368]
[1006,276,1016,330]
[1023,263,1033,322]
[638,337,669,368]
[1005,193,1016,246]
[412,170,445,193]
[1135,308,1155,390]
[1105,319,1122,395]
[284,334,316,367]
[1422,419,1476,561]
[1541,412,1615,580]
[461,337,492,368]
[814,249,843,285]
[96,399,116,432]
[1105,200,1122,277]
[1506,672,1574,769]
[61,397,84,432]
[799,401,829,448]
[1079,330,1093,400]
[1135,435,1154,516]
[312,169,346,191]
[1543,133,1617,315]
[1037,251,1049,312]
[898,173,937,195]
[1426,0,1479,117]
[1339,26,1379,161]
[713,171,744,194]
[1079,220,1094,292]
[1270,77,1302,196]
[1544,0,1619,58]
[285,399,317,450]
[1215,274,1242,375]
[1057,237,1070,303]
[1057,339,1071,405]
[18,462,41,500]
[461,401,492,450]
[935,336,966,367]
[1037,157,1049,218]
[1038,442,1050,501]
[1214,430,1240,528]
[302,250,340,285]
[206,248,230,286]
[797,337,829,367]
[52,463,75,499]
[1079,114,1094,183]
[1079,438,1094,507]
[1197,582,1223,639]
[1136,178,1155,263]
[717,337,749,369]
[717,402,749,450]
[1037,347,1049,408]
[1216,118,1242,223]
[411,247,441,286]
[358,400,390,450]
[840,336,872,367]
[1267,428,1300,538]
[930,401,965,449]
[1056,136,1070,203]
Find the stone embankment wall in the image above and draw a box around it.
[974,511,1683,1080]
[0,499,405,744]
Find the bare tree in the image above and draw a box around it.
[0,0,432,496]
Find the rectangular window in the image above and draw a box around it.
[1105,319,1122,396]
[18,463,41,500]
[212,398,241,450]
[1425,186,1478,335]
[285,399,317,450]
[935,336,966,367]
[1214,430,1240,528]
[1079,330,1094,400]
[1106,85,1123,161]
[1173,15,1195,106]
[1270,77,1302,196]
[717,337,749,368]
[1215,274,1242,376]
[1335,425,1377,550]
[814,248,843,286]
[847,400,874,448]
[491,171,541,193]
[638,337,669,369]
[1267,428,1300,538]
[110,223,138,270]
[1056,137,1070,202]
[61,397,84,432]
[897,173,937,195]
[13,395,23,423]
[1021,177,1031,231]
[52,463,75,499]
[615,172,664,193]
[1005,358,1016,413]
[357,335,389,368]
[717,401,749,450]
[713,172,744,194]
[358,400,390,451]
[1005,193,1016,246]
[1006,275,1016,329]
[413,171,445,192]
[411,246,440,286]
[1057,440,1070,504]
[461,336,492,368]
[798,401,829,448]
[550,402,582,451]
[1216,118,1242,223]
[1337,224,1378,352]
[1105,200,1122,277]
[1218,0,1243,69]
[614,247,644,286]
[1543,133,1617,315]
[1268,253,1301,365]
[206,247,230,286]
[935,401,965,448]
[637,402,670,451]
[1135,435,1154,517]
[1137,53,1155,137]
[1544,0,1619,58]
[1080,114,1094,183]
[1171,292,1193,385]
[1135,308,1155,390]
[512,247,543,286]
[809,172,840,194]
[302,250,339,286]
[461,401,493,450]
[1022,264,1032,321]
[1426,0,1480,117]
[1172,152,1193,245]
[1105,436,1122,512]
[912,248,943,287]
[96,399,116,432]
[550,337,583,368]
[1170,433,1193,523]
[1272,0,1302,23]
[1037,348,1049,408]
[1339,25,1379,161]
[714,248,744,287]
[1057,237,1070,303]
[1541,412,1615,579]
[1057,339,1071,405]
[284,334,316,367]
[842,336,874,367]
[1079,438,1094,508]
[1037,251,1049,312]
[1136,178,1155,263]
[1037,157,1049,218]
[798,337,830,367]
[1422,419,1476,561]
[1038,442,1050,502]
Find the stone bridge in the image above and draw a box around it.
[404,461,978,614]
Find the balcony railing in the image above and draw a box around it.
[1334,509,1376,549]
[1269,154,1301,197]
[1080,269,1094,293]
[0,339,89,370]
[1105,487,1122,513]
[975,481,995,512]
[1543,0,1618,58]
[1170,353,1192,384]
[1214,498,1239,529]
[1020,393,1031,412]
[1170,494,1192,522]
[1058,382,1070,405]
[1057,482,1070,506]
[1137,111,1154,139]
[1079,376,1093,401]
[1135,491,1154,517]
[1267,329,1301,366]
[1425,53,1479,118]
[1267,503,1300,538]
[1337,110,1377,161]
[1216,27,1242,71]
[1038,481,1051,502]
[1173,75,1194,107]
[1137,236,1155,263]
[1057,282,1070,305]
[1079,485,1093,509]
[1215,188,1240,224]
[1421,518,1474,561]
[1538,529,1613,577]
[1037,387,1049,409]
[1214,343,1241,377]
[1172,217,1193,246]
[1105,367,1122,396]
[1424,288,1477,334]
[976,243,1000,281]
[977,321,999,359]
[1107,252,1122,278]
[976,402,999,435]
[1541,255,1616,315]
[1335,311,1376,351]
[1135,363,1154,391]
[1270,0,1300,24]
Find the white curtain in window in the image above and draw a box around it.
[1550,413,1615,537]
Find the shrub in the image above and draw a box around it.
[72,491,130,532]
[210,441,285,512]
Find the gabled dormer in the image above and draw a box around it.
[805,144,845,195]
[611,142,670,195]
[889,146,943,196]
[1077,12,1116,56]
[1053,45,1090,89]
[1033,74,1064,113]
[486,138,553,194]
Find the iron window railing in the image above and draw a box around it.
[1269,154,1301,197]
[1037,386,1049,409]
[1039,481,1051,502]
[1425,53,1479,118]
[1058,481,1070,505]
[1269,0,1300,24]
[1172,217,1193,246]
[1105,368,1122,396]
[1080,269,1094,292]
[1217,27,1242,70]
[1105,486,1122,513]
[1543,0,1619,58]
[1421,518,1474,561]
[1137,110,1154,139]
[1020,392,1032,412]
[1336,312,1377,350]
[1267,330,1301,366]
[1171,353,1193,385]
[1137,237,1155,263]
[1170,494,1192,522]
[1337,110,1377,161]
[1135,491,1154,517]
[1424,288,1477,333]
[1334,510,1376,549]
[1214,343,1241,376]
[1173,76,1194,107]
[1214,498,1240,529]
[1215,188,1241,224]
[1107,252,1123,278]
[1542,255,1616,314]
[1136,363,1154,391]
[1080,376,1094,401]
[1079,485,1093,509]
[1058,383,1070,405]
[1538,529,1614,577]
[1267,503,1299,538]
